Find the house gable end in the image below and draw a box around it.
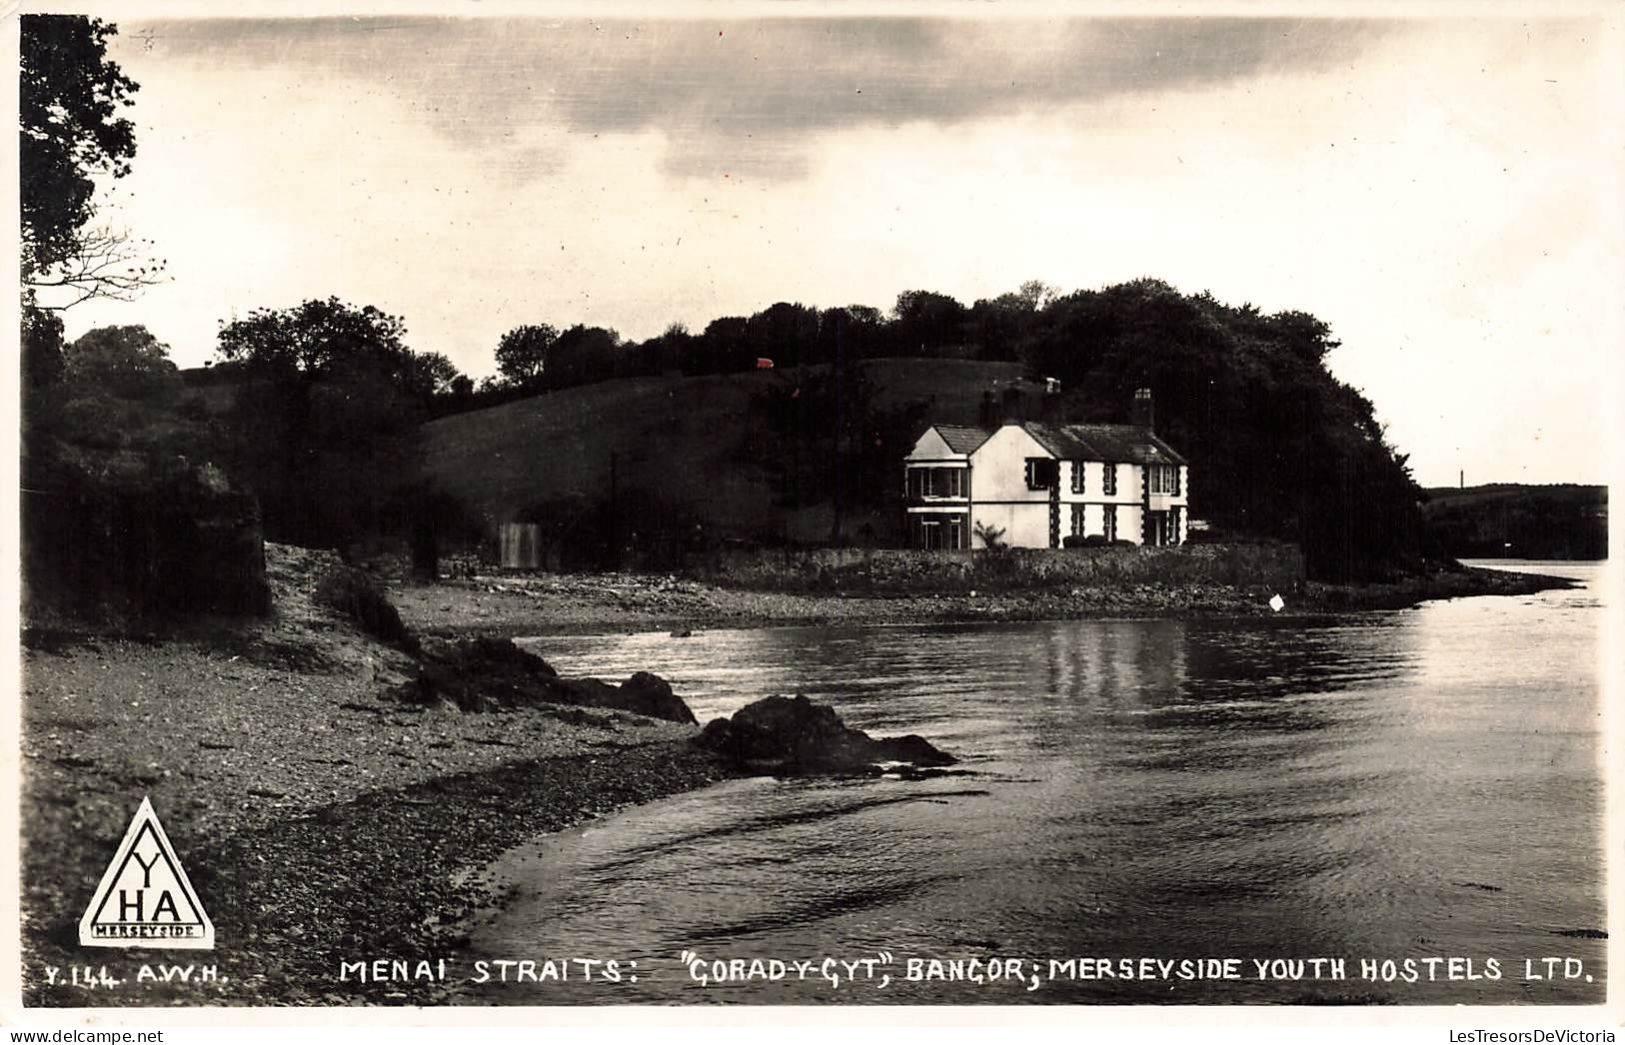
[907,427,960,461]
[971,423,1054,465]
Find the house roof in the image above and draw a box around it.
[932,424,996,455]
[1022,422,1188,466]
[921,420,1188,465]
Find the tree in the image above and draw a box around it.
[24,225,169,310]
[20,16,163,306]
[21,300,66,394]
[745,301,820,368]
[494,323,558,387]
[217,297,413,379]
[694,316,751,374]
[214,298,431,547]
[406,351,465,402]
[546,325,621,388]
[816,305,884,364]
[62,325,180,402]
[891,290,968,355]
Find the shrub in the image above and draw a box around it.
[973,521,1007,550]
[314,565,418,653]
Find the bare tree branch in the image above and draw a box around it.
[23,224,169,311]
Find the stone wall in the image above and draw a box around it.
[698,541,1305,593]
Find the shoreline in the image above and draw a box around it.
[20,632,738,1007]
[18,544,740,1007]
[18,552,1587,1007]
[391,563,1582,639]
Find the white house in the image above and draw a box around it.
[903,389,1189,550]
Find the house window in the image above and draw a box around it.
[1149,465,1178,495]
[1025,458,1058,490]
[1104,504,1117,541]
[1070,504,1084,537]
[1103,463,1117,497]
[1070,461,1085,494]
[909,467,967,499]
[915,512,967,550]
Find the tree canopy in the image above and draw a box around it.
[494,323,558,387]
[20,15,138,276]
[459,278,1423,579]
[63,324,181,402]
[214,298,456,546]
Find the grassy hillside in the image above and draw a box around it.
[1422,484,1607,560]
[420,358,1042,549]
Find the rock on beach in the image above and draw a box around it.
[390,636,698,724]
[695,694,955,775]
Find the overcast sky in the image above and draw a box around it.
[49,10,1622,487]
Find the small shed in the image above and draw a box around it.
[497,522,542,569]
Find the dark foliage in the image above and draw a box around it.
[22,458,270,623]
[1422,485,1607,560]
[214,298,448,548]
[751,362,929,544]
[19,15,138,277]
[516,488,710,571]
[492,323,557,388]
[20,315,273,623]
[424,277,1423,578]
[21,303,66,392]
[63,324,181,400]
[393,483,483,580]
[313,566,418,653]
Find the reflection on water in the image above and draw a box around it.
[461,564,1606,1005]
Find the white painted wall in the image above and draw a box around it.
[1120,504,1144,544]
[1060,462,1145,506]
[971,502,1050,549]
[968,425,1053,503]
[1052,460,1152,544]
[967,425,1055,548]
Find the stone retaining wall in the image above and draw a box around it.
[700,541,1305,593]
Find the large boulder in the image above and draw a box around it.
[694,694,954,775]
[603,671,698,724]
[534,671,698,725]
[392,637,697,723]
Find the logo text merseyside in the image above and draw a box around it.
[79,797,215,950]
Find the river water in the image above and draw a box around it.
[459,562,1608,1006]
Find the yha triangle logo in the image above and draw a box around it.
[79,796,215,950]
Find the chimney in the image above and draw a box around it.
[1040,388,1063,423]
[1001,386,1026,423]
[979,390,998,428]
[1131,387,1154,431]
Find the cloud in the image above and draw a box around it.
[74,14,1616,485]
[120,16,1395,178]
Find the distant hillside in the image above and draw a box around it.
[420,358,1044,550]
[1422,484,1608,560]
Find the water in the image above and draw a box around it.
[458,563,1608,1005]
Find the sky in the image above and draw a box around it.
[38,7,1624,488]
